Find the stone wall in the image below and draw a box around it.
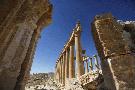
[91,13,135,90]
[0,0,52,90]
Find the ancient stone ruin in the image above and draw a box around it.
[54,21,103,90]
[54,13,135,90]
[0,0,135,90]
[0,0,52,90]
[92,13,135,90]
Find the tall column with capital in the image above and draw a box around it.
[65,49,69,80]
[69,42,75,78]
[74,22,84,78]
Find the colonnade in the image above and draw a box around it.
[55,22,85,85]
[82,55,100,74]
[55,22,100,85]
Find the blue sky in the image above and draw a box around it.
[30,0,135,73]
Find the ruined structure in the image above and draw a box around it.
[55,13,135,90]
[0,0,52,90]
[92,13,135,90]
[55,22,102,90]
[0,1,134,89]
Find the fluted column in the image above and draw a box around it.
[62,53,65,85]
[85,60,89,73]
[75,32,84,77]
[69,42,75,78]
[65,49,69,80]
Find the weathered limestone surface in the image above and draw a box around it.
[92,13,135,90]
[64,78,84,90]
[62,54,65,85]
[0,0,52,90]
[69,43,75,78]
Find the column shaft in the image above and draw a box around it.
[75,33,84,77]
[90,58,93,71]
[94,55,99,70]
[62,54,65,84]
[60,59,63,83]
[69,44,75,78]
[65,49,69,79]
[58,62,60,83]
[85,60,89,73]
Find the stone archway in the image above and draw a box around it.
[0,0,52,90]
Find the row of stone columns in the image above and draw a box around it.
[83,55,100,73]
[55,22,85,85]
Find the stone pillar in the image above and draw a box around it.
[58,69,60,83]
[75,31,84,77]
[56,69,59,82]
[65,49,69,79]
[89,57,93,71]
[58,62,60,83]
[62,53,65,85]
[57,70,59,82]
[0,0,52,90]
[85,60,89,73]
[69,42,75,78]
[60,57,63,84]
[55,64,58,82]
[14,25,41,90]
[93,55,100,70]
[59,59,62,84]
[91,13,135,90]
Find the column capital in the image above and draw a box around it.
[75,21,82,32]
[69,40,74,46]
[74,31,81,37]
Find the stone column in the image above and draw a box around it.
[0,1,52,90]
[55,64,58,82]
[59,59,62,84]
[75,31,84,77]
[91,13,135,90]
[56,69,59,82]
[58,62,60,83]
[89,57,93,71]
[65,49,69,79]
[93,55,99,70]
[69,42,75,78]
[85,60,89,73]
[60,57,63,84]
[57,71,59,82]
[62,53,65,85]
[14,25,41,90]
[57,62,59,83]
[58,68,60,83]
